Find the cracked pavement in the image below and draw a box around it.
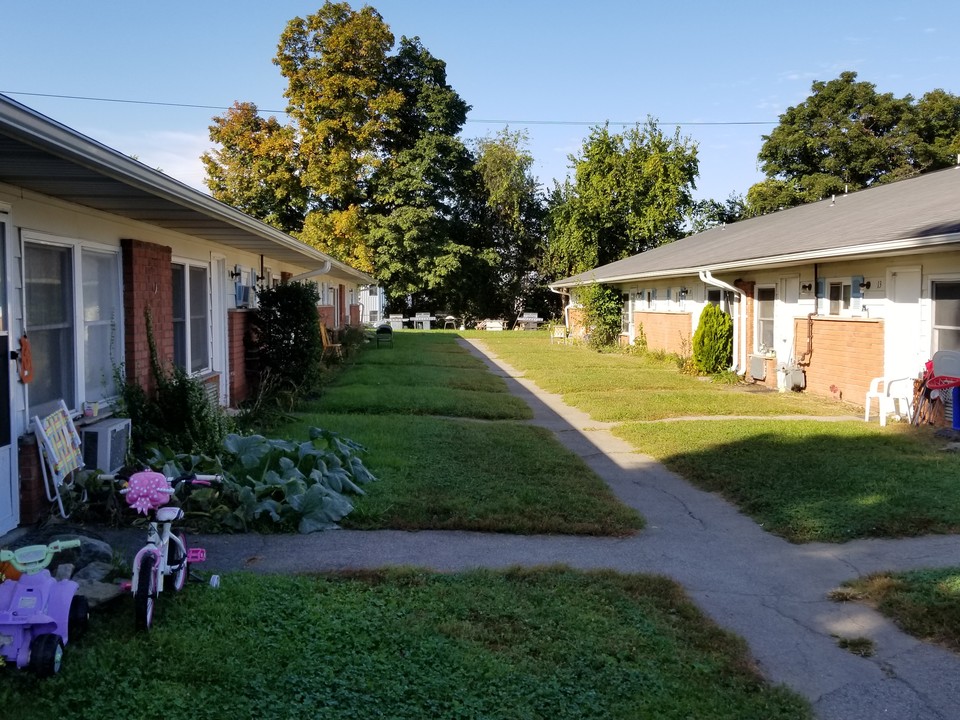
[95,338,960,719]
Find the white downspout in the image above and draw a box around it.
[699,270,747,374]
[549,286,572,329]
[289,260,331,283]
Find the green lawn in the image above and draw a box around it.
[277,331,642,535]
[287,412,642,535]
[0,569,810,720]
[462,331,959,544]
[466,330,848,419]
[833,567,960,653]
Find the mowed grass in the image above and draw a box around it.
[0,569,810,720]
[286,412,642,535]
[615,419,960,543]
[465,330,848,419]
[463,331,959,544]
[282,331,643,535]
[320,332,531,419]
[834,567,960,653]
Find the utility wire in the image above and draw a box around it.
[0,89,777,127]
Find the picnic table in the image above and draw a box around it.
[388,314,406,330]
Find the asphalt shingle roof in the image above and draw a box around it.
[552,167,960,287]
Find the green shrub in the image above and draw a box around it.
[253,281,323,396]
[579,284,623,349]
[692,304,733,374]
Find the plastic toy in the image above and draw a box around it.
[0,539,88,676]
[106,470,219,631]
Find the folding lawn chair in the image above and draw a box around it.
[33,399,85,518]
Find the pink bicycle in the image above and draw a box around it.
[106,470,219,630]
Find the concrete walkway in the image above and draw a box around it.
[95,339,960,719]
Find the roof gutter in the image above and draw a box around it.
[699,270,746,375]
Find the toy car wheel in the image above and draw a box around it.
[68,594,90,640]
[29,633,64,677]
[168,533,188,592]
[135,553,157,631]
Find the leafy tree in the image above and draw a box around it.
[687,193,746,234]
[543,120,699,281]
[274,2,403,271]
[473,129,549,319]
[747,72,960,215]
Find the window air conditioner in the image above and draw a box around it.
[80,417,131,473]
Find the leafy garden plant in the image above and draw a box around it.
[148,427,377,534]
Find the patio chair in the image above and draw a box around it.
[375,323,393,348]
[864,376,913,426]
[550,325,569,345]
[33,400,85,518]
[320,324,343,361]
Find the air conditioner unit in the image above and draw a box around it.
[80,417,131,473]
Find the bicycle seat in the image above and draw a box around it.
[155,506,184,522]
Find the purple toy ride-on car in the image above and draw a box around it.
[0,539,89,676]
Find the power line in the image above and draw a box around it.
[0,89,778,128]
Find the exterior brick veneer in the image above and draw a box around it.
[227,309,254,407]
[121,238,173,397]
[631,312,692,354]
[794,317,885,402]
[18,435,45,525]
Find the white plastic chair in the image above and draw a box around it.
[864,377,913,426]
[33,399,85,518]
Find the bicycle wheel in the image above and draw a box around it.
[167,533,188,592]
[134,553,158,631]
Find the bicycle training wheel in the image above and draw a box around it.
[168,533,188,592]
[135,553,158,631]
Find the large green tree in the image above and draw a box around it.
[472,129,548,319]
[543,120,699,280]
[747,72,960,215]
[203,102,306,232]
[274,2,403,271]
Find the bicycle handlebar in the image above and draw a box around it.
[0,539,81,574]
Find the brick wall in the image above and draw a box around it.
[317,305,335,329]
[227,309,253,407]
[568,308,587,339]
[349,303,360,326]
[633,312,692,354]
[121,239,173,396]
[794,317,884,402]
[18,435,46,524]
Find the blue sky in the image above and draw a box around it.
[2,1,957,202]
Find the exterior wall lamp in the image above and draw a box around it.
[801,283,813,292]
[859,281,871,291]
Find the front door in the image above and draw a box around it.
[885,266,923,378]
[0,213,18,534]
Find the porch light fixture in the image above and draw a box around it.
[678,287,688,298]
[859,280,871,291]
[801,283,813,292]
[229,264,242,280]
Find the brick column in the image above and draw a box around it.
[227,309,254,407]
[121,239,174,397]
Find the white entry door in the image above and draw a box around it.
[885,266,923,378]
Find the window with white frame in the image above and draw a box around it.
[933,280,960,352]
[756,286,775,353]
[172,261,210,374]
[621,293,630,333]
[24,235,121,418]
